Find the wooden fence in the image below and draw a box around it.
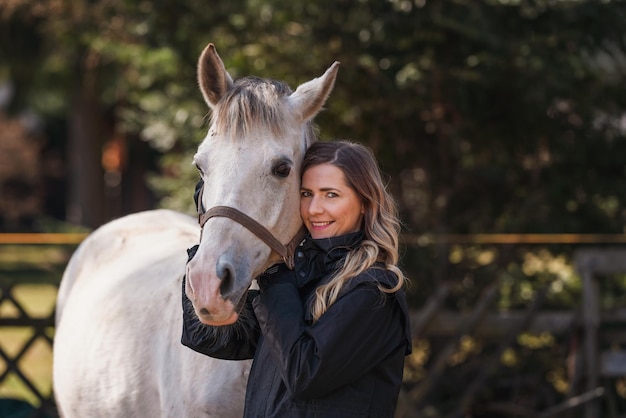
[1,233,626,418]
[0,235,81,417]
[0,284,56,417]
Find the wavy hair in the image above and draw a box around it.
[301,141,406,322]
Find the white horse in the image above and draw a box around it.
[53,43,339,417]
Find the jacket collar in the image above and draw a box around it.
[295,231,365,288]
[303,231,364,259]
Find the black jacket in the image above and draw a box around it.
[181,232,412,418]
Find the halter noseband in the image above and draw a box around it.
[196,184,305,269]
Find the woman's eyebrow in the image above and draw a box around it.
[300,186,341,192]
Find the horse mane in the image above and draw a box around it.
[211,76,317,145]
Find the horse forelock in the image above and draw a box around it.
[211,76,299,141]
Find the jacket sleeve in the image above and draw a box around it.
[180,245,260,360]
[181,278,260,360]
[252,271,409,399]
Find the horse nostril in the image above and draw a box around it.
[216,257,235,298]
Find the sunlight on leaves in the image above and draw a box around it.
[450,335,481,366]
[546,367,569,394]
[517,332,555,349]
[403,339,430,382]
[501,348,518,367]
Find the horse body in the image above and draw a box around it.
[54,209,250,417]
[53,44,338,417]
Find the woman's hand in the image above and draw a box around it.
[256,263,295,291]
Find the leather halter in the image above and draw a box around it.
[197,185,305,269]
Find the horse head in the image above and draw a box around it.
[186,43,339,325]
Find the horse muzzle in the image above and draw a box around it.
[186,254,245,326]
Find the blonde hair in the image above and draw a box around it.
[301,141,406,322]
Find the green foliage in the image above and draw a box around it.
[4,1,625,234]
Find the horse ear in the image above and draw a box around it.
[197,43,234,109]
[289,61,340,122]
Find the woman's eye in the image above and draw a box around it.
[272,161,292,178]
[327,192,338,198]
[300,191,311,197]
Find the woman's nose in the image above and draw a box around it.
[308,196,323,214]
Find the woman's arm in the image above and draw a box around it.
[253,269,408,399]
[180,245,260,360]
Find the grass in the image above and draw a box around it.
[0,244,72,408]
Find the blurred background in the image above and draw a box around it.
[1,0,626,417]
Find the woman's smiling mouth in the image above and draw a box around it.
[311,221,333,228]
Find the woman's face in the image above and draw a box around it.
[300,163,364,239]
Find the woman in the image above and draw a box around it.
[182,140,412,417]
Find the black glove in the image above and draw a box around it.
[256,263,296,291]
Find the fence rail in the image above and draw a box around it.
[402,233,626,245]
[0,233,88,245]
[2,232,626,245]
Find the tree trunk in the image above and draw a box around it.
[66,79,105,228]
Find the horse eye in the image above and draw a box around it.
[272,161,292,178]
[195,163,204,176]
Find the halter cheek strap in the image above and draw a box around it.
[197,185,305,269]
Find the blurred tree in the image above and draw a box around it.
[3,0,624,234]
[0,0,245,226]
